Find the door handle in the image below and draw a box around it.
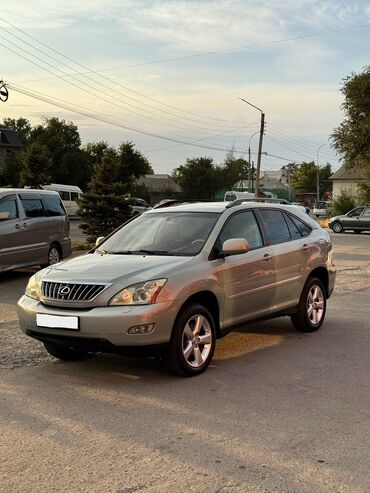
[22,223,28,229]
[15,223,21,229]
[262,253,272,262]
[302,244,309,252]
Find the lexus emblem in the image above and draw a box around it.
[58,285,71,295]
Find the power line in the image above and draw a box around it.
[264,134,315,161]
[0,16,249,126]
[0,35,248,136]
[7,82,249,154]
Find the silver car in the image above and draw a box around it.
[0,188,72,272]
[17,201,335,376]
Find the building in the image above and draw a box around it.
[330,164,367,200]
[0,127,23,168]
[136,174,182,204]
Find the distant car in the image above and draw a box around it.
[291,202,310,214]
[18,200,335,377]
[313,201,332,217]
[0,188,71,272]
[128,198,151,216]
[329,205,370,233]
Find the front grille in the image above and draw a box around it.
[41,281,109,302]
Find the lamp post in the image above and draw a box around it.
[248,131,259,191]
[240,98,265,197]
[316,143,327,201]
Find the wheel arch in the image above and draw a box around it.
[307,267,329,298]
[177,291,221,338]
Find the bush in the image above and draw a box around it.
[333,189,356,215]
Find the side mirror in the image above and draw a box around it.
[95,236,105,247]
[222,238,249,257]
[0,212,10,222]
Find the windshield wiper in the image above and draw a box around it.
[135,249,172,256]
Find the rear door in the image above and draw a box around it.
[0,194,24,270]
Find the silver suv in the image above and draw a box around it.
[17,201,336,376]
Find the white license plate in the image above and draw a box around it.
[36,314,79,330]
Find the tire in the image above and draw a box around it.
[291,277,327,333]
[331,221,343,233]
[41,244,61,268]
[44,342,89,361]
[163,303,216,377]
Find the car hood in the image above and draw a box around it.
[43,252,193,284]
[329,214,346,222]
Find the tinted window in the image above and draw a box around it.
[0,195,18,219]
[59,191,70,201]
[71,192,79,201]
[219,211,263,249]
[21,199,45,218]
[42,194,66,216]
[284,213,302,240]
[289,214,312,237]
[347,207,363,217]
[260,210,291,245]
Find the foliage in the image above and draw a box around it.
[173,157,221,199]
[357,168,370,204]
[118,141,153,181]
[332,189,357,215]
[220,151,249,189]
[281,162,298,181]
[79,147,133,241]
[331,66,370,171]
[292,161,332,196]
[19,142,52,188]
[2,117,32,146]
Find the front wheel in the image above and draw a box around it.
[291,277,327,332]
[163,303,216,376]
[44,342,90,361]
[331,221,343,233]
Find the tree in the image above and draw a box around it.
[220,151,249,190]
[281,162,298,182]
[19,142,52,188]
[2,117,32,146]
[117,141,153,182]
[79,147,133,241]
[332,189,356,215]
[292,161,332,196]
[331,66,370,170]
[173,157,221,199]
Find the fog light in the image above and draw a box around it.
[127,324,155,335]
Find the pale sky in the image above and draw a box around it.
[1,0,370,174]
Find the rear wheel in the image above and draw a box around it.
[41,244,61,268]
[163,303,216,376]
[44,342,89,361]
[291,277,326,332]
[332,221,343,233]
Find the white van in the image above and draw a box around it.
[42,184,83,217]
[224,191,255,201]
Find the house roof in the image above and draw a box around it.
[136,174,182,192]
[0,127,23,148]
[330,164,366,181]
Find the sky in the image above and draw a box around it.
[1,0,370,175]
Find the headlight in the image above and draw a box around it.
[25,274,42,300]
[109,279,167,306]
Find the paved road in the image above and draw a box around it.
[0,232,369,493]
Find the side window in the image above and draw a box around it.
[42,194,66,216]
[21,199,46,218]
[59,191,70,201]
[347,207,364,217]
[363,207,370,216]
[0,195,18,219]
[218,210,263,249]
[289,214,312,237]
[283,213,302,240]
[71,192,79,201]
[259,209,291,245]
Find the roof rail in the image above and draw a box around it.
[225,197,290,209]
[152,199,215,209]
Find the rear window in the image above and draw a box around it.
[42,194,66,216]
[21,199,46,218]
[315,202,327,209]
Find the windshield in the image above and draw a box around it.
[99,212,221,256]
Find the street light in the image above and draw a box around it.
[239,98,265,198]
[248,131,259,191]
[316,143,327,201]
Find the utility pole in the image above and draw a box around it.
[240,98,265,198]
[316,143,327,202]
[248,130,259,192]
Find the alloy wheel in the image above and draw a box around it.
[48,246,60,265]
[182,314,213,368]
[307,285,325,325]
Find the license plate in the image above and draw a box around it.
[36,314,79,330]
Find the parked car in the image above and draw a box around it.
[313,201,332,217]
[0,188,72,272]
[17,201,335,376]
[290,202,310,214]
[329,205,370,233]
[41,184,83,217]
[127,197,151,216]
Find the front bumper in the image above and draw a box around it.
[17,295,181,348]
